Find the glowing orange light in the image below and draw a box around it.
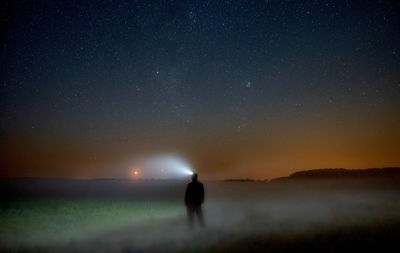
[130,168,140,178]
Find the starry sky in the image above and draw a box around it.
[1,0,400,179]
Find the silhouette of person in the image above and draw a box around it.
[184,173,205,229]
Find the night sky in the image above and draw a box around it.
[1,0,400,179]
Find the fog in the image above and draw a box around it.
[1,178,400,252]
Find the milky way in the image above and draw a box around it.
[1,0,399,179]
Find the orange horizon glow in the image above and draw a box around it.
[1,109,399,180]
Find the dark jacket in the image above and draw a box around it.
[185,181,204,206]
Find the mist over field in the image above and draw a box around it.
[1,176,400,252]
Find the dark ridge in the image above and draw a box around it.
[272,167,400,181]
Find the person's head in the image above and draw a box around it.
[192,173,198,182]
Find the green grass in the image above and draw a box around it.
[2,182,400,252]
[0,199,183,247]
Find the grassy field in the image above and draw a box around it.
[0,199,182,248]
[1,179,400,252]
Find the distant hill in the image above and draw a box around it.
[272,167,400,181]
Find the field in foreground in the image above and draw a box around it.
[1,178,400,252]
